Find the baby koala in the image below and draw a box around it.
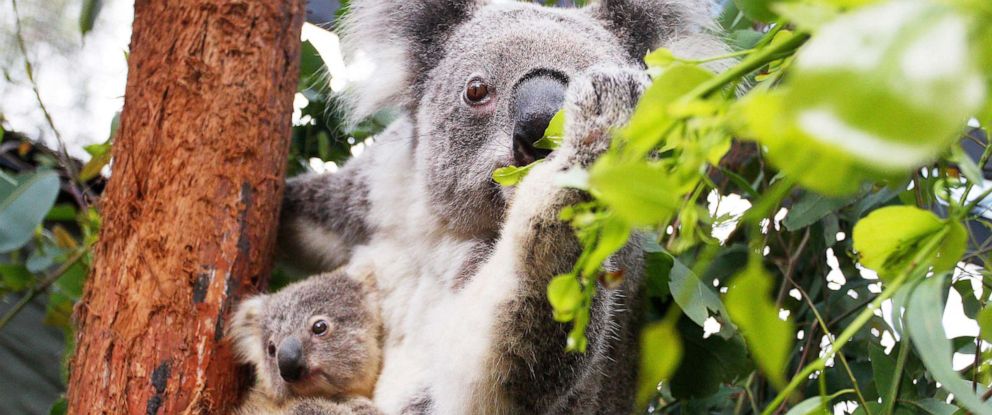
[228,270,382,415]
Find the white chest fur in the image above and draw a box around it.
[341,135,521,414]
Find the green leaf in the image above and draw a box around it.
[906,274,992,415]
[668,255,734,337]
[772,1,838,32]
[784,397,830,415]
[725,261,794,389]
[492,161,541,187]
[55,261,87,300]
[27,244,66,273]
[669,319,750,399]
[644,48,677,72]
[79,0,102,36]
[852,206,965,282]
[783,191,849,231]
[869,343,914,406]
[0,170,60,253]
[731,29,765,50]
[739,2,987,195]
[533,110,564,150]
[978,305,992,343]
[45,204,77,222]
[0,263,33,291]
[580,215,631,277]
[588,159,679,226]
[83,141,111,158]
[547,274,583,322]
[909,398,963,415]
[49,397,67,415]
[785,389,854,415]
[637,320,682,408]
[622,64,714,158]
[79,149,111,182]
[733,0,783,23]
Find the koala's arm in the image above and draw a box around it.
[279,160,372,272]
[278,118,410,272]
[482,66,649,413]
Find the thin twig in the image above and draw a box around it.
[9,0,82,185]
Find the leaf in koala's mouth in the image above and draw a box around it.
[492,161,542,187]
[493,110,565,186]
[533,110,566,150]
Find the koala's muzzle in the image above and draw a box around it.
[512,74,566,165]
[277,337,305,382]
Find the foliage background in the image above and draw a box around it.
[2,0,992,414]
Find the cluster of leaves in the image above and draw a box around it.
[507,0,992,413]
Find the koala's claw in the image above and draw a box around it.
[562,66,649,162]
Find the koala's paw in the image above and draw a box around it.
[562,65,649,162]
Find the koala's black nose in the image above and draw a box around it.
[512,74,566,165]
[277,337,305,382]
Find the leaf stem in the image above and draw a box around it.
[685,32,809,100]
[882,338,911,415]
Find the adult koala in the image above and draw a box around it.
[279,0,727,413]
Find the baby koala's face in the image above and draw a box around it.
[229,272,381,402]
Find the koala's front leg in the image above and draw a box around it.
[488,66,649,414]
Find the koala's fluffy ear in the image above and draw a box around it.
[228,296,267,365]
[589,0,729,66]
[337,0,487,124]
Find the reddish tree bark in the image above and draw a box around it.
[67,1,304,413]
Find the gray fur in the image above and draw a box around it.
[281,0,728,412]
[229,271,383,414]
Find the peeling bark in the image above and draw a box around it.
[67,1,304,413]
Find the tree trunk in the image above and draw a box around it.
[67,1,304,413]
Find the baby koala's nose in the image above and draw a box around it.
[277,337,305,382]
[512,73,566,166]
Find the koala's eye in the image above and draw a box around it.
[311,319,329,336]
[267,341,276,357]
[464,79,490,104]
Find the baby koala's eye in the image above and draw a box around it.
[311,319,329,336]
[267,341,276,357]
[464,79,490,104]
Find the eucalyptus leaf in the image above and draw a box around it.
[588,159,679,226]
[622,63,713,158]
[547,274,583,322]
[79,0,102,36]
[851,206,966,283]
[493,161,541,186]
[784,397,830,415]
[534,110,565,150]
[783,192,849,231]
[637,320,682,408]
[0,170,60,253]
[668,255,735,337]
[739,1,987,195]
[906,274,992,415]
[725,261,794,389]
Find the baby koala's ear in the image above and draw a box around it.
[228,296,267,365]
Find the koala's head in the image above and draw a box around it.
[228,272,381,402]
[339,0,723,236]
